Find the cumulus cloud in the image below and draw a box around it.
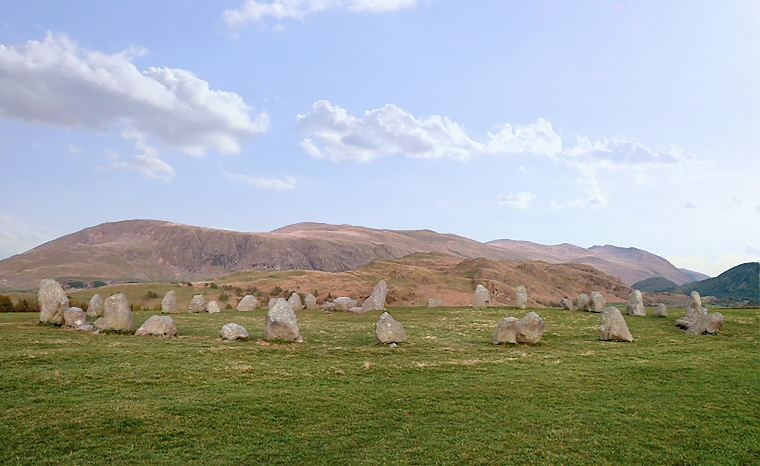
[0,33,269,157]
[559,137,695,172]
[498,192,536,209]
[114,131,174,181]
[487,118,561,156]
[226,173,296,190]
[223,0,417,28]
[682,201,699,209]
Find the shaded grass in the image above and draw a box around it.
[1,307,758,465]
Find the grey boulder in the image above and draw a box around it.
[516,312,545,343]
[264,298,303,342]
[685,313,724,335]
[559,298,575,311]
[362,280,388,312]
[135,315,177,337]
[374,312,408,344]
[220,323,249,341]
[87,294,104,317]
[94,293,134,333]
[237,295,259,311]
[576,294,589,311]
[38,279,69,325]
[322,301,337,312]
[304,293,317,310]
[205,300,221,313]
[653,303,668,317]
[599,306,633,341]
[63,307,88,329]
[161,290,178,314]
[288,292,303,311]
[627,290,646,316]
[491,317,519,344]
[589,292,606,313]
[188,294,206,313]
[473,284,490,309]
[675,292,709,329]
[427,298,445,308]
[334,297,357,312]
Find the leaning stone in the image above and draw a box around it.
[559,298,575,311]
[188,294,206,313]
[94,293,134,333]
[491,317,519,344]
[589,292,606,313]
[362,280,388,312]
[473,284,490,309]
[237,295,259,311]
[87,294,104,317]
[205,300,221,313]
[38,279,69,325]
[516,312,545,343]
[576,294,590,311]
[220,323,249,341]
[685,313,724,335]
[161,290,178,314]
[516,285,528,310]
[322,301,337,312]
[63,307,88,328]
[627,290,646,316]
[135,315,177,337]
[427,298,445,308]
[653,303,668,317]
[599,306,633,341]
[334,297,357,312]
[288,292,303,311]
[304,293,317,310]
[374,312,408,344]
[264,298,303,342]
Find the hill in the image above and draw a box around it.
[631,276,679,294]
[674,262,760,305]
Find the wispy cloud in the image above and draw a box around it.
[0,214,51,259]
[682,201,699,209]
[225,173,296,190]
[113,131,174,181]
[498,192,536,209]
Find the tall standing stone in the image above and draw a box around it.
[288,292,303,311]
[516,312,545,343]
[188,294,206,313]
[473,284,490,309]
[87,294,104,317]
[374,312,408,344]
[237,295,259,311]
[362,280,388,312]
[589,292,606,313]
[491,317,519,344]
[516,285,528,310]
[94,293,134,333]
[161,290,178,314]
[304,293,317,310]
[38,279,69,325]
[576,294,590,312]
[599,306,634,341]
[627,290,646,316]
[264,298,303,342]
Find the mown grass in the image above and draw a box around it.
[1,306,758,465]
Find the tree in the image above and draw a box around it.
[0,295,13,313]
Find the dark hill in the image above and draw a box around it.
[632,276,679,293]
[675,262,760,305]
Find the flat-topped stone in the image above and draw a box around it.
[135,315,177,337]
[427,298,445,308]
[334,297,357,312]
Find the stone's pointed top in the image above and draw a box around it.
[600,306,633,341]
[304,293,317,310]
[374,311,407,344]
[264,298,303,342]
[288,292,303,311]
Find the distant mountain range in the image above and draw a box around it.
[0,219,706,291]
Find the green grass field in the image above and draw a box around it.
[1,306,758,465]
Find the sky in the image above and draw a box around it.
[0,0,759,277]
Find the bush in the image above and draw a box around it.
[235,287,243,297]
[210,283,218,289]
[68,281,86,289]
[270,286,283,296]
[224,303,233,310]
[145,291,159,299]
[93,281,107,288]
[0,295,14,313]
[219,292,229,302]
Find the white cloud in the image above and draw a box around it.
[0,33,269,157]
[226,173,296,190]
[559,136,694,172]
[0,214,51,259]
[498,192,536,209]
[745,244,760,255]
[682,201,699,209]
[113,131,174,181]
[667,253,760,277]
[487,118,562,156]
[223,0,417,28]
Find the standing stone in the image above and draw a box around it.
[362,280,388,312]
[188,294,206,313]
[87,294,104,317]
[653,303,668,317]
[516,312,545,343]
[288,292,303,311]
[237,295,259,311]
[675,291,709,328]
[220,323,249,341]
[264,298,303,342]
[589,292,606,313]
[38,279,69,325]
[94,293,134,333]
[205,300,221,313]
[473,284,490,309]
[268,298,277,309]
[334,297,357,312]
[576,294,590,311]
[135,315,177,337]
[516,285,528,310]
[627,290,646,316]
[63,307,88,328]
[304,293,317,310]
[427,298,445,308]
[491,317,519,344]
[599,306,634,341]
[374,312,408,344]
[685,312,724,335]
[559,298,575,311]
[161,290,178,314]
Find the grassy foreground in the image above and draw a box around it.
[1,306,758,465]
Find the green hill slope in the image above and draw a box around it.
[676,262,760,305]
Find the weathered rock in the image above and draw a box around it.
[94,294,134,333]
[374,312,408,344]
[516,312,545,343]
[188,294,206,313]
[288,292,303,311]
[626,290,646,316]
[576,294,589,311]
[38,279,69,325]
[559,298,575,311]
[491,317,519,344]
[599,306,634,341]
[161,290,178,314]
[334,297,357,312]
[362,280,388,312]
[304,293,317,310]
[675,291,709,328]
[589,292,606,313]
[268,298,277,309]
[87,294,104,317]
[516,285,528,310]
[427,298,445,308]
[236,295,259,311]
[220,323,249,341]
[653,303,668,317]
[264,298,303,342]
[472,284,490,309]
[322,301,337,312]
[348,306,372,314]
[685,312,724,335]
[63,307,88,328]
[205,300,221,313]
[135,315,177,337]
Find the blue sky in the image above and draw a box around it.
[0,0,759,276]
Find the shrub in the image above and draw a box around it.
[93,281,107,288]
[145,291,159,299]
[219,292,229,302]
[224,303,233,310]
[210,283,218,289]
[270,286,283,296]
[235,287,243,297]
[0,295,14,313]
[68,281,86,289]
